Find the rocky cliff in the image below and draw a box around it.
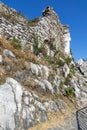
[0,2,87,130]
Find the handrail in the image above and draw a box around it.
[76,106,87,130]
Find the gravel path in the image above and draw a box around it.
[48,114,78,130]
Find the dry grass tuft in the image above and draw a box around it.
[0,36,50,66]
[0,36,14,51]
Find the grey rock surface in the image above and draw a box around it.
[15,71,26,83]
[30,62,49,78]
[0,78,23,130]
[0,55,3,64]
[42,79,54,94]
[0,78,48,130]
[44,100,59,112]
[3,49,15,58]
[35,79,47,94]
[77,59,87,76]
[63,63,70,78]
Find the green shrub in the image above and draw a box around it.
[65,56,72,65]
[10,37,21,49]
[40,43,47,56]
[65,87,74,96]
[70,64,76,75]
[33,34,41,55]
[64,78,70,86]
[57,59,65,66]
[45,56,53,64]
[64,73,72,85]
[0,78,5,85]
[60,81,64,89]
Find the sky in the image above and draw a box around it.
[0,0,87,61]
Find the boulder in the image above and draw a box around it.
[35,79,54,95]
[35,79,46,94]
[3,49,15,58]
[30,62,49,78]
[42,79,54,94]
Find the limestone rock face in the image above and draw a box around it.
[63,63,70,78]
[30,62,49,78]
[0,78,67,130]
[0,78,23,130]
[70,75,87,105]
[0,78,48,130]
[77,59,87,76]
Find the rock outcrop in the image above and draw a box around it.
[0,78,48,130]
[77,59,87,76]
[0,2,87,130]
[0,77,67,130]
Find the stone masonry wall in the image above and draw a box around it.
[0,3,71,55]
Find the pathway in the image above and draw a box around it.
[48,114,78,130]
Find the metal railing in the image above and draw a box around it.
[76,106,87,130]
